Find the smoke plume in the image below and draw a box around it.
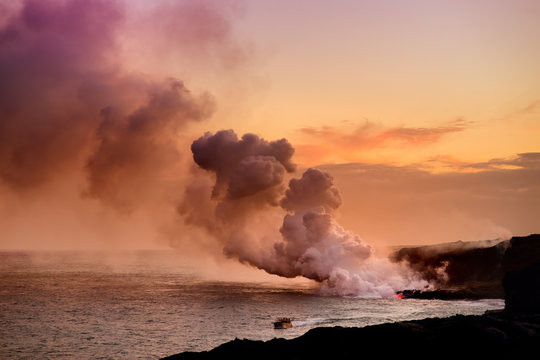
[0,0,253,252]
[185,130,425,297]
[85,80,215,211]
[0,0,223,213]
[0,0,121,189]
[191,130,296,200]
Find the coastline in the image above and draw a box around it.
[162,311,540,359]
[162,234,540,359]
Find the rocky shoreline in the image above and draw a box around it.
[163,311,540,359]
[162,234,540,359]
[392,234,540,299]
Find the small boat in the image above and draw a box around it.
[273,317,292,329]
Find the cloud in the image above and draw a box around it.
[427,152,540,172]
[514,98,540,116]
[191,130,296,200]
[318,155,540,247]
[0,0,251,250]
[0,0,241,212]
[296,119,471,166]
[85,80,215,211]
[124,0,250,72]
[0,0,123,189]
[499,98,540,122]
[280,168,341,213]
[273,208,374,281]
[300,119,470,148]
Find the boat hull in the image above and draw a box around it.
[273,318,292,329]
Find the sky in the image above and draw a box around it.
[0,0,539,259]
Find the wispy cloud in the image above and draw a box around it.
[318,154,540,245]
[427,152,540,173]
[497,98,540,123]
[296,119,471,166]
[300,119,470,147]
[514,99,540,116]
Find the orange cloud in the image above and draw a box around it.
[425,152,540,173]
[295,120,471,166]
[514,99,540,116]
[319,155,540,247]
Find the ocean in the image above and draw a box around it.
[0,251,504,359]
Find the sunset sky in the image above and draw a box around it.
[0,0,539,253]
[197,0,540,167]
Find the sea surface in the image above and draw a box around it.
[0,251,505,359]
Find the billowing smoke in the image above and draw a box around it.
[191,130,296,200]
[280,168,341,212]
[185,130,426,297]
[85,80,215,211]
[0,0,253,252]
[0,0,222,212]
[274,169,372,277]
[0,0,122,189]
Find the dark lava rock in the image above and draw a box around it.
[162,313,540,360]
[392,234,540,300]
[503,235,540,273]
[391,238,508,298]
[502,235,540,313]
[397,288,482,300]
[504,259,540,313]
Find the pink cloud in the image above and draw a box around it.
[300,119,470,150]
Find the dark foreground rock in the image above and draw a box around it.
[504,259,540,313]
[162,312,540,360]
[397,288,487,300]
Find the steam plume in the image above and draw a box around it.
[191,130,296,200]
[185,130,425,297]
[0,0,122,189]
[85,80,215,210]
[0,0,223,212]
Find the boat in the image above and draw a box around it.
[273,317,292,329]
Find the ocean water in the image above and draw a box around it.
[0,251,504,359]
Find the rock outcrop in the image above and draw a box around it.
[393,234,540,300]
[503,259,540,313]
[162,312,540,359]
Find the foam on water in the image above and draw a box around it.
[0,251,504,359]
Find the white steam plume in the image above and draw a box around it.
[182,130,426,297]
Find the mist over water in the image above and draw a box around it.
[0,251,504,359]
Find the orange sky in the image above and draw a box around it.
[0,0,539,252]
[120,0,540,169]
[232,1,540,167]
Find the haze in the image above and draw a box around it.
[1,0,539,260]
